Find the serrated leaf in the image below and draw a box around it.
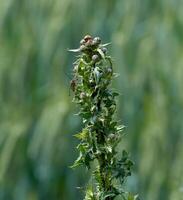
[93,67,100,84]
[80,58,89,65]
[70,153,83,168]
[84,186,95,200]
[77,143,88,153]
[103,192,116,199]
[127,194,139,200]
[74,129,88,140]
[100,43,111,47]
[116,125,125,132]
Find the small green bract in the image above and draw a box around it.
[69,35,136,200]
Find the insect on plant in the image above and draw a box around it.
[63,67,77,95]
[69,35,138,200]
[70,78,77,92]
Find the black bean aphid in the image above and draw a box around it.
[70,79,76,92]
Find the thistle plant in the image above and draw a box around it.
[69,35,137,200]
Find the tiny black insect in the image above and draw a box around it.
[70,79,76,93]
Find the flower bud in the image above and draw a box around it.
[92,54,99,62]
[80,39,85,45]
[101,47,107,54]
[84,35,92,41]
[92,37,101,46]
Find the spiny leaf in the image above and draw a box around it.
[70,153,83,168]
[68,48,80,52]
[74,129,88,140]
[100,42,111,47]
[93,67,101,84]
[116,125,125,132]
[127,194,139,200]
[84,186,96,200]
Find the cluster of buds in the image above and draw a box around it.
[80,35,101,47]
[69,35,109,63]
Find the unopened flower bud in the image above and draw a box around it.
[84,35,92,41]
[101,47,107,54]
[92,54,99,62]
[92,37,101,46]
[80,39,85,45]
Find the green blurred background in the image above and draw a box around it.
[0,0,183,199]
